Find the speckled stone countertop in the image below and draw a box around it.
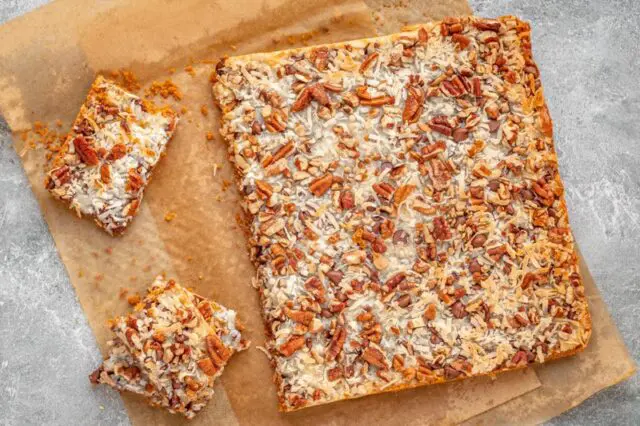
[0,0,638,424]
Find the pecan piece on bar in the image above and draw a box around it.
[309,173,333,196]
[402,83,425,123]
[73,135,99,166]
[359,52,379,73]
[279,335,307,357]
[325,326,346,361]
[362,347,388,370]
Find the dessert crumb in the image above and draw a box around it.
[185,65,196,77]
[127,293,141,306]
[145,80,182,101]
[118,288,129,299]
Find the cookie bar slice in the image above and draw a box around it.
[90,276,249,419]
[45,76,178,235]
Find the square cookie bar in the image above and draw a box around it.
[213,16,591,411]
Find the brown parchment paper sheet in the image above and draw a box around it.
[0,0,634,424]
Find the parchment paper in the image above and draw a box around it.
[0,0,634,424]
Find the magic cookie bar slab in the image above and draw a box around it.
[45,76,178,235]
[213,16,591,411]
[90,276,249,418]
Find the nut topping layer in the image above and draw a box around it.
[45,76,178,235]
[90,276,249,419]
[213,15,591,411]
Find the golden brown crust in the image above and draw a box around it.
[214,15,591,412]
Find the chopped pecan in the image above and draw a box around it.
[474,19,501,32]
[197,357,218,376]
[309,173,333,196]
[470,233,487,248]
[396,294,412,308]
[89,369,101,384]
[444,365,462,379]
[355,85,372,100]
[393,184,415,207]
[327,367,343,381]
[472,77,482,97]
[285,308,314,326]
[430,123,452,137]
[310,47,329,71]
[126,169,144,192]
[432,216,452,241]
[451,301,467,318]
[514,313,530,327]
[74,118,95,136]
[487,244,507,261]
[372,238,387,253]
[403,85,424,123]
[452,34,471,49]
[539,105,553,136]
[511,350,528,366]
[325,326,346,361]
[360,95,395,107]
[384,272,406,290]
[251,121,262,134]
[359,52,379,73]
[452,127,469,142]
[255,180,273,199]
[106,143,127,161]
[305,276,325,302]
[392,354,405,371]
[418,27,429,44]
[428,158,451,191]
[339,190,355,209]
[279,335,306,357]
[122,366,140,380]
[373,182,395,200]
[309,84,331,107]
[441,77,466,97]
[424,303,437,321]
[100,164,111,184]
[291,87,312,112]
[206,334,231,366]
[470,186,484,199]
[262,140,294,167]
[361,347,388,370]
[73,136,99,166]
[48,166,71,188]
[521,272,545,289]
[326,270,344,284]
[265,108,288,132]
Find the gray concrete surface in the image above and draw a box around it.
[0,0,638,424]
